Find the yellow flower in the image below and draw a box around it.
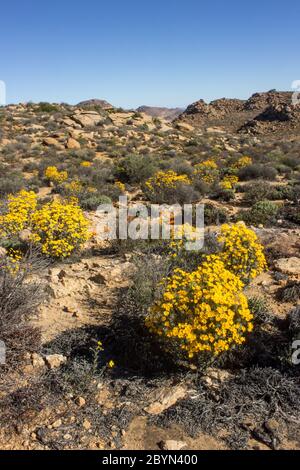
[217,222,267,282]
[108,360,115,368]
[145,170,191,193]
[80,161,92,167]
[193,160,219,184]
[45,166,68,184]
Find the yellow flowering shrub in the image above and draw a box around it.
[146,255,253,359]
[193,160,219,184]
[219,180,233,190]
[145,170,191,192]
[233,156,252,169]
[80,161,92,167]
[217,222,267,282]
[114,181,126,193]
[63,179,83,196]
[0,190,37,237]
[220,175,239,190]
[45,166,68,184]
[168,223,202,258]
[31,199,90,258]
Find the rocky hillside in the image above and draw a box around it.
[137,106,183,121]
[177,91,300,135]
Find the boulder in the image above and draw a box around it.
[66,137,80,149]
[145,385,187,415]
[274,257,300,276]
[45,354,67,369]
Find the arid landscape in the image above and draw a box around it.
[0,90,300,451]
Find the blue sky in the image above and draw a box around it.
[1,0,300,108]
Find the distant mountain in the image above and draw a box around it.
[176,91,300,135]
[137,106,183,121]
[76,99,114,109]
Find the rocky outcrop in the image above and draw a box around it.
[177,90,299,135]
[76,99,114,109]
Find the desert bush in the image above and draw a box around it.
[31,199,90,258]
[193,159,219,184]
[114,155,156,184]
[238,200,279,227]
[0,173,25,197]
[146,255,253,361]
[0,190,90,258]
[0,252,44,369]
[204,203,229,225]
[217,222,267,282]
[144,170,198,204]
[44,166,68,185]
[0,190,37,238]
[243,181,272,203]
[239,164,278,181]
[277,282,300,302]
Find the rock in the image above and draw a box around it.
[75,396,86,407]
[43,137,65,150]
[71,112,102,128]
[175,122,194,132]
[158,440,187,451]
[201,368,232,390]
[51,419,62,429]
[83,419,92,430]
[0,247,7,258]
[0,138,11,146]
[45,354,67,369]
[274,257,300,276]
[31,353,45,368]
[66,137,80,149]
[19,228,32,243]
[145,385,187,415]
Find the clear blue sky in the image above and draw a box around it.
[1,0,299,108]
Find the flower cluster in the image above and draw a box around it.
[114,181,126,193]
[146,255,253,358]
[233,156,252,169]
[0,190,90,259]
[80,161,92,167]
[145,170,191,192]
[63,179,83,196]
[31,199,90,258]
[168,223,202,258]
[45,166,68,184]
[193,160,219,184]
[220,175,239,190]
[217,222,267,282]
[0,190,37,237]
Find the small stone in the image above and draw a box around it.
[158,440,187,451]
[31,353,45,368]
[75,396,86,407]
[45,354,67,369]
[83,419,92,430]
[52,419,62,429]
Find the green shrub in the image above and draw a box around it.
[238,200,279,226]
